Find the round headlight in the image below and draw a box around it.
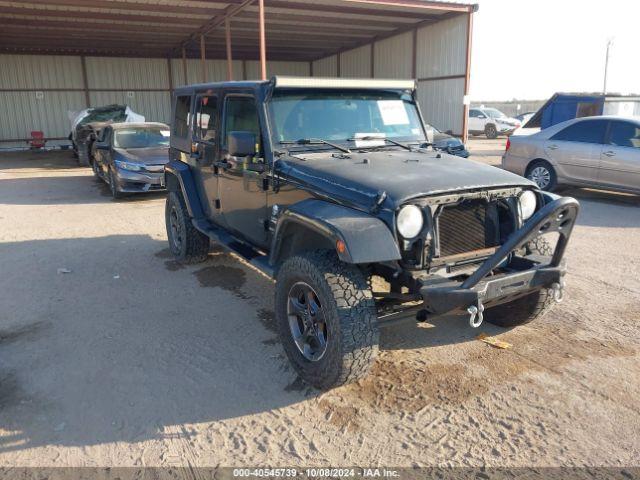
[519,190,537,220]
[396,205,424,239]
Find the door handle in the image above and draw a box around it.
[547,144,559,150]
[603,151,616,157]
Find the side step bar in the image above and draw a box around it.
[192,218,275,279]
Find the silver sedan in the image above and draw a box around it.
[502,116,640,194]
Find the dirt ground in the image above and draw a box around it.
[0,139,639,468]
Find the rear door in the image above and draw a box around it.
[544,119,607,184]
[599,120,640,192]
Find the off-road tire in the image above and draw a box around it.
[484,237,555,328]
[485,124,498,139]
[165,191,209,264]
[526,159,557,191]
[275,251,379,389]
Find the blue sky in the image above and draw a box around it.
[469,0,640,101]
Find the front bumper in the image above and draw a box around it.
[418,195,579,317]
[114,167,166,193]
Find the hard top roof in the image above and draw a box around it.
[174,76,416,95]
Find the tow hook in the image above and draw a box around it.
[467,301,485,328]
[550,282,564,303]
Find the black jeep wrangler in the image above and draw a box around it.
[164,77,579,389]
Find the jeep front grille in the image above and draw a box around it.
[437,200,500,257]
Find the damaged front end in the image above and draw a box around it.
[374,189,579,328]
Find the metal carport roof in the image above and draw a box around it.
[0,0,477,65]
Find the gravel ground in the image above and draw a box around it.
[0,140,639,468]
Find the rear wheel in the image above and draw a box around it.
[485,124,498,139]
[275,251,379,389]
[526,160,557,191]
[484,238,556,328]
[165,191,210,264]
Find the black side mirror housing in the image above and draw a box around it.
[228,131,256,157]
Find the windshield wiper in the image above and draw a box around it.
[280,138,351,154]
[347,136,413,151]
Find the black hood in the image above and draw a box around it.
[279,149,534,210]
[114,147,169,165]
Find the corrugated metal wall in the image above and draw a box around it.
[312,55,338,77]
[1,14,469,148]
[0,54,309,148]
[374,32,413,79]
[170,59,244,86]
[310,14,469,136]
[340,45,371,78]
[245,60,310,79]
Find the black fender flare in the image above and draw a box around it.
[164,160,205,219]
[270,199,402,266]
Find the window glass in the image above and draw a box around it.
[114,127,170,149]
[608,121,640,148]
[576,102,599,118]
[483,108,507,119]
[194,96,218,142]
[469,109,480,118]
[224,96,260,143]
[173,95,191,139]
[268,90,424,144]
[551,120,607,144]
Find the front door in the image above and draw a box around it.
[216,94,268,248]
[468,109,485,133]
[544,119,607,184]
[599,120,640,192]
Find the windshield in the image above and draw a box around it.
[114,127,170,149]
[268,90,425,149]
[483,108,507,119]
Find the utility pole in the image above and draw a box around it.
[603,38,614,94]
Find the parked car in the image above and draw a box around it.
[427,123,469,158]
[503,116,640,194]
[469,107,520,139]
[92,122,170,198]
[164,77,579,389]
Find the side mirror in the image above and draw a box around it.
[228,131,256,157]
[478,114,486,119]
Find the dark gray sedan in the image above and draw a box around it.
[92,122,170,198]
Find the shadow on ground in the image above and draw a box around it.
[0,150,78,171]
[0,233,484,454]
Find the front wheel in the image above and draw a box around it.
[484,237,556,328]
[165,191,210,264]
[526,160,557,191]
[109,169,124,199]
[485,124,498,139]
[275,251,379,390]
